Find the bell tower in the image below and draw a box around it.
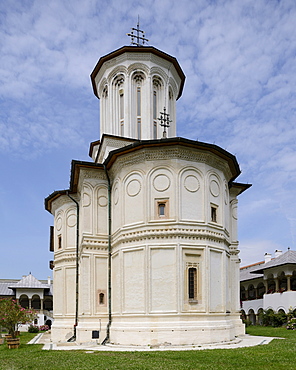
[90,30,185,141]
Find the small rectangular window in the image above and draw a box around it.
[58,235,62,249]
[211,205,217,223]
[188,267,197,300]
[158,203,166,216]
[156,199,169,219]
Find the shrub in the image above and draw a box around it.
[286,317,296,330]
[28,325,39,333]
[259,309,287,327]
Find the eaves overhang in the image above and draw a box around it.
[229,182,252,195]
[251,262,296,275]
[91,45,186,100]
[103,136,243,183]
[45,160,104,213]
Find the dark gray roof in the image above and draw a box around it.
[0,282,15,296]
[251,250,296,274]
[240,263,264,282]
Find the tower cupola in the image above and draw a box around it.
[91,46,185,140]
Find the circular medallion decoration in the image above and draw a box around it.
[153,174,171,192]
[184,175,200,193]
[232,206,238,220]
[98,195,108,207]
[67,214,77,227]
[127,179,141,197]
[114,187,119,205]
[210,180,220,197]
[56,217,62,231]
[83,193,91,207]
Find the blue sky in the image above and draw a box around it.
[1,0,296,279]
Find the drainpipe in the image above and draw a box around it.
[102,165,112,345]
[66,192,79,342]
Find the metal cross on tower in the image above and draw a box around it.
[127,18,149,46]
[158,107,172,138]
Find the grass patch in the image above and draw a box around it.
[0,328,295,370]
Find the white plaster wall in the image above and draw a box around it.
[264,291,296,312]
[122,248,145,313]
[209,249,224,312]
[179,168,204,222]
[124,172,144,226]
[94,256,108,314]
[150,246,177,313]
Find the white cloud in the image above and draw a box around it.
[1,0,296,277]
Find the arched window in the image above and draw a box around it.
[279,271,287,292]
[44,297,53,311]
[99,293,105,305]
[240,309,246,321]
[31,295,41,310]
[132,72,145,140]
[19,295,29,309]
[248,309,256,325]
[240,286,246,301]
[291,271,296,291]
[102,85,108,133]
[113,74,125,136]
[152,76,163,139]
[267,274,275,293]
[168,88,174,136]
[248,284,256,300]
[257,282,265,298]
[258,308,264,325]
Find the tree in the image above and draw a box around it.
[0,298,37,338]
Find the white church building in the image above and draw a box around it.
[45,31,250,345]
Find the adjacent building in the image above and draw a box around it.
[240,249,296,324]
[0,273,53,329]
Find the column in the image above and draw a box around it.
[275,278,279,292]
[287,276,291,291]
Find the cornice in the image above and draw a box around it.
[109,146,232,181]
[111,226,231,249]
[81,235,108,252]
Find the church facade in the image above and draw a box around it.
[45,42,250,345]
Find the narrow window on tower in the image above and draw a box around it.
[58,235,62,249]
[168,89,174,137]
[119,89,124,136]
[137,86,141,139]
[211,204,218,223]
[153,90,157,139]
[188,267,197,300]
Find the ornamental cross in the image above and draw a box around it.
[127,18,149,46]
[158,107,172,138]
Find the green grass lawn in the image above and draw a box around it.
[0,327,295,370]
